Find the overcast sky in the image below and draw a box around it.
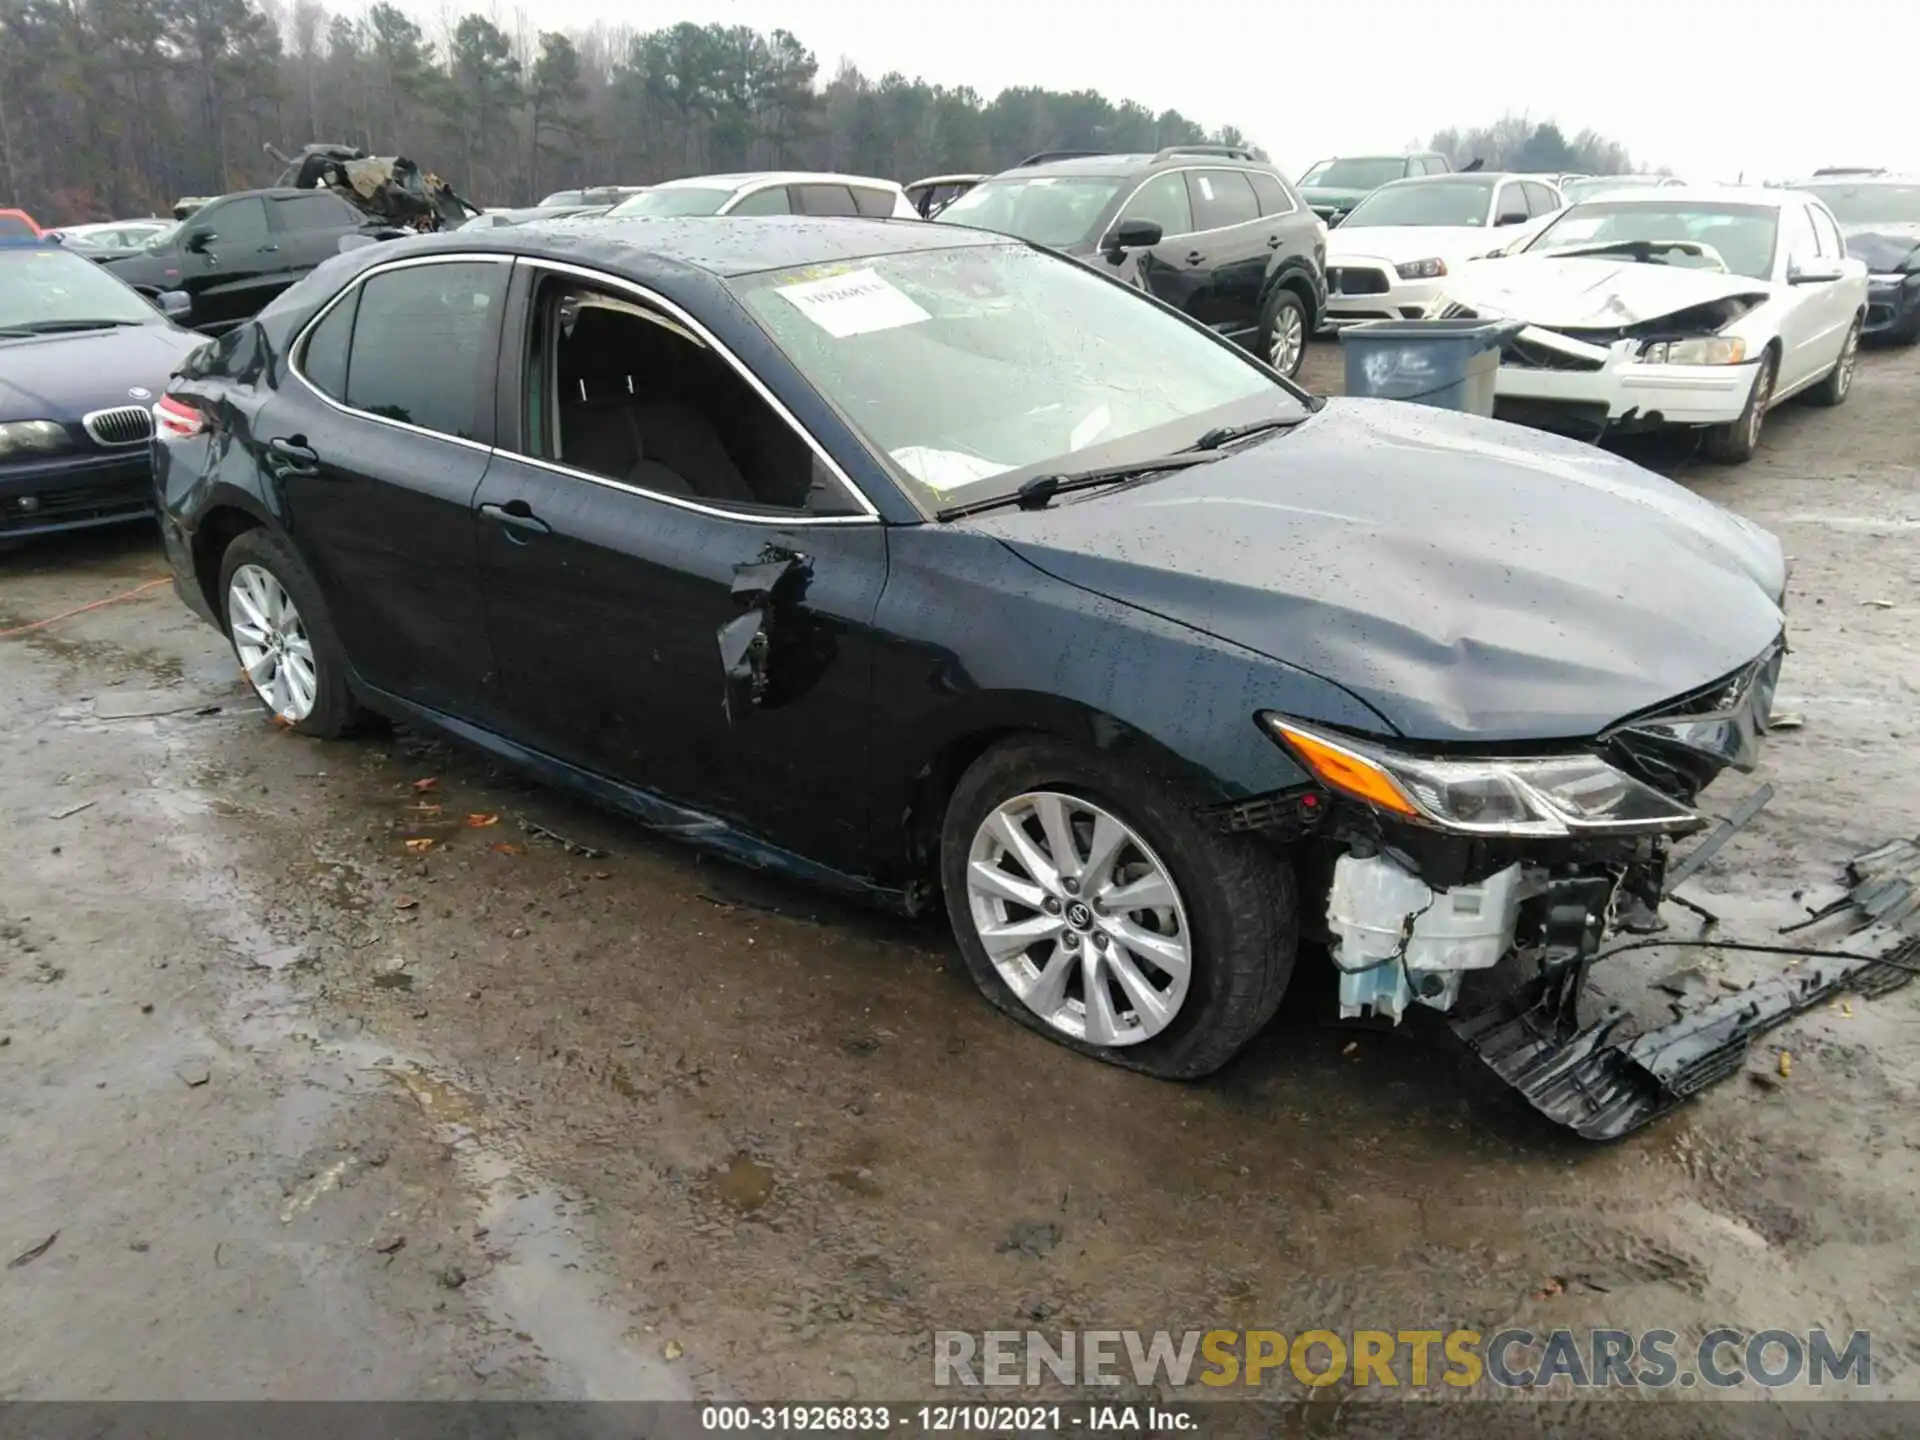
[442,0,1914,183]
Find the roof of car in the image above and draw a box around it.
[1792,172,1919,186]
[1001,151,1273,180]
[402,213,1010,278]
[908,174,988,187]
[649,172,906,193]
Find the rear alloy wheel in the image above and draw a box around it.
[941,737,1297,1078]
[1806,319,1860,407]
[1703,348,1776,464]
[218,528,368,738]
[1259,289,1309,379]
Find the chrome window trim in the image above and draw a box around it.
[508,257,881,525]
[288,250,511,455]
[1110,164,1287,242]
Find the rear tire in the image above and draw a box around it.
[1703,348,1775,464]
[218,528,369,739]
[1258,288,1309,379]
[940,736,1298,1079]
[1805,319,1860,407]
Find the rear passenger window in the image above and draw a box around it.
[729,186,790,216]
[342,261,506,439]
[1810,207,1844,256]
[1247,171,1297,216]
[794,185,859,217]
[1521,182,1559,217]
[1188,170,1260,230]
[852,187,897,218]
[275,193,360,231]
[298,289,358,399]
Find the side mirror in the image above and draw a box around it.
[1495,210,1529,227]
[1101,218,1163,256]
[183,227,215,253]
[153,289,192,321]
[1787,258,1844,285]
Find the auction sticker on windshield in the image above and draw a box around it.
[775,267,930,338]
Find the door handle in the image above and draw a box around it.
[1186,251,1205,266]
[255,244,280,253]
[266,435,319,475]
[1266,235,1282,249]
[480,500,552,542]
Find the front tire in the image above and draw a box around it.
[940,737,1297,1079]
[218,528,368,738]
[1806,319,1860,407]
[1703,348,1776,464]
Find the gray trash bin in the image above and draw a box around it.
[1337,318,1522,416]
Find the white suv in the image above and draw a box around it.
[607,173,918,221]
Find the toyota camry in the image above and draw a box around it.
[152,216,1914,1138]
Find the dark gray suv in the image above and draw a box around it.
[933,145,1327,377]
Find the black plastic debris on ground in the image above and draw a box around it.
[1453,835,1920,1140]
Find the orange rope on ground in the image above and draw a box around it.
[0,575,172,639]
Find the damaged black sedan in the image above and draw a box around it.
[153,217,1914,1138]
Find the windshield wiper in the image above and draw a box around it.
[936,452,1222,521]
[1189,416,1307,451]
[4,319,147,335]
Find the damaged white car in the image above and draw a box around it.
[1432,187,1869,461]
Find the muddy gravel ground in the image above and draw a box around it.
[2,340,1916,1420]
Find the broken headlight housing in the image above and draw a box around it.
[1639,336,1746,365]
[1260,717,1704,838]
[1395,258,1448,280]
[0,420,73,460]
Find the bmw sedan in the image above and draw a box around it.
[152,216,1907,1139]
[2,239,203,544]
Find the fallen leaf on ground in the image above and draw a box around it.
[465,813,500,828]
[403,838,436,854]
[393,896,419,910]
[1779,1050,1792,1079]
[662,1339,684,1361]
[412,777,439,793]
[489,842,525,855]
[9,1232,58,1268]
[1535,1275,1565,1299]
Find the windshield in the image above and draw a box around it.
[607,187,735,218]
[1341,180,1494,228]
[539,190,584,207]
[1799,183,1920,227]
[1301,158,1407,190]
[731,243,1302,512]
[932,176,1126,249]
[0,246,162,331]
[1521,200,1780,280]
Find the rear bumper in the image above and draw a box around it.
[0,451,154,540]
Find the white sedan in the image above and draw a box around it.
[1434,187,1869,462]
[1323,173,1564,326]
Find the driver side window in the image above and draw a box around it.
[1120,172,1192,238]
[198,198,269,246]
[523,274,861,517]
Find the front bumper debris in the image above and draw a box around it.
[1452,837,1920,1140]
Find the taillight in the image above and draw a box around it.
[153,394,204,439]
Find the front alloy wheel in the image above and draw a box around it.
[229,562,317,723]
[965,791,1192,1046]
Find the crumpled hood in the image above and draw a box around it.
[1327,224,1502,266]
[968,398,1787,742]
[1442,253,1773,328]
[1841,222,1920,273]
[0,324,205,422]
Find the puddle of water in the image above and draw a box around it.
[710,1153,776,1214]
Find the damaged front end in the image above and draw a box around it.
[1261,640,1918,1139]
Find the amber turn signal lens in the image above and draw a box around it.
[1269,722,1421,819]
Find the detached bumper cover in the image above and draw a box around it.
[1453,837,1919,1140]
[1492,325,1760,429]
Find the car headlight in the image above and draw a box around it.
[1395,258,1447,280]
[1639,336,1747,365]
[0,420,73,460]
[1260,717,1704,838]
